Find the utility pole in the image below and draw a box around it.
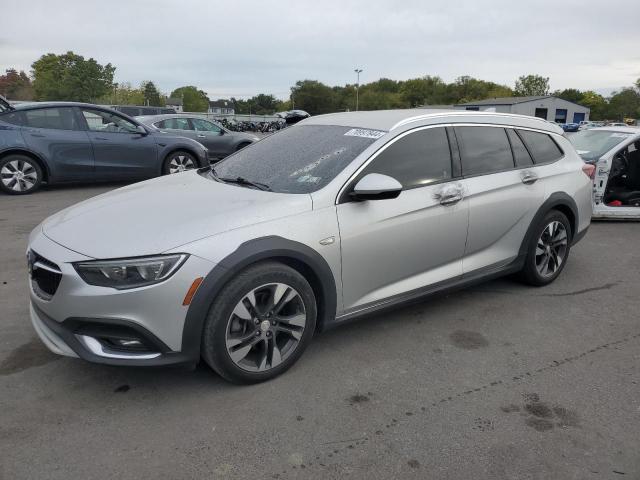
[354,69,363,111]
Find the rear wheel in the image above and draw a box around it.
[201,262,317,384]
[520,210,571,286]
[162,151,198,175]
[0,154,43,195]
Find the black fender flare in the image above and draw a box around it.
[518,192,580,259]
[180,236,338,359]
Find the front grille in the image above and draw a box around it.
[29,251,62,300]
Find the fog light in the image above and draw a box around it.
[114,339,143,347]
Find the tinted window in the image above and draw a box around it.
[192,118,221,133]
[213,125,379,194]
[360,127,451,189]
[506,129,533,167]
[24,107,79,130]
[456,126,514,176]
[0,111,25,126]
[81,109,139,133]
[518,130,563,163]
[156,118,192,130]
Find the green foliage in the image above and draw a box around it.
[290,80,337,115]
[606,88,640,120]
[95,82,144,106]
[31,51,115,102]
[233,94,280,115]
[0,69,34,100]
[553,88,584,104]
[170,86,209,112]
[514,74,550,96]
[578,91,607,120]
[142,81,163,106]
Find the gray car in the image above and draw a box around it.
[27,109,591,384]
[0,99,208,194]
[136,114,260,161]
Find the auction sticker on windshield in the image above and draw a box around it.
[344,128,386,139]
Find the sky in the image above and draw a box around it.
[2,0,639,99]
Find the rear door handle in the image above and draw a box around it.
[521,171,538,185]
[196,134,206,138]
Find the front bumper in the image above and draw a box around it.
[28,228,216,366]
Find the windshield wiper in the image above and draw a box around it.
[208,167,271,191]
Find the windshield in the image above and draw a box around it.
[568,130,634,162]
[212,125,383,193]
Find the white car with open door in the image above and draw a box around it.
[569,126,640,219]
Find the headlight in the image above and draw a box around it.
[74,254,188,289]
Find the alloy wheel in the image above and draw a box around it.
[225,283,307,372]
[168,155,195,173]
[1,159,38,192]
[535,221,568,277]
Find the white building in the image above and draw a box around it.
[455,96,590,124]
[208,100,235,115]
[165,97,183,113]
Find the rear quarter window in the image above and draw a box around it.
[518,130,563,163]
[0,111,25,126]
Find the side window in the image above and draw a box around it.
[156,117,192,130]
[517,130,563,164]
[24,107,79,130]
[456,126,514,176]
[81,109,138,133]
[506,129,534,167]
[360,127,452,189]
[192,118,221,133]
[0,111,25,126]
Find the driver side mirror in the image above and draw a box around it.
[350,173,403,201]
[135,125,148,135]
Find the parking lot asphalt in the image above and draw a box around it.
[1,183,639,480]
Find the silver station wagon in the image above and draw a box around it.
[28,109,592,383]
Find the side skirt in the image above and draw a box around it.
[325,256,524,329]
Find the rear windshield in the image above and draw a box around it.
[212,125,383,193]
[568,130,634,162]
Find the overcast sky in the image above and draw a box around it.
[2,0,639,99]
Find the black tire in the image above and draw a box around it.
[0,154,43,195]
[201,261,317,384]
[236,142,251,151]
[162,150,199,175]
[519,210,572,286]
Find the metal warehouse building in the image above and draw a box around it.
[455,96,590,124]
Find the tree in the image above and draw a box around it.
[170,86,209,112]
[579,91,607,120]
[607,88,640,121]
[290,80,337,115]
[95,82,144,106]
[142,81,163,106]
[553,88,584,104]
[514,74,550,96]
[31,51,115,102]
[0,69,34,100]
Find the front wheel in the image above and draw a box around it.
[519,210,571,286]
[201,262,317,384]
[162,151,198,175]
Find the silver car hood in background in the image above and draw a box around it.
[41,171,312,259]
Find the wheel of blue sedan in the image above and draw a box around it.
[201,262,317,384]
[163,150,198,175]
[0,154,43,195]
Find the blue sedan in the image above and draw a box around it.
[559,122,580,132]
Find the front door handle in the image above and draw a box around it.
[521,170,538,185]
[196,134,206,138]
[434,183,464,206]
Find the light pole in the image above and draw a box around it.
[354,68,363,111]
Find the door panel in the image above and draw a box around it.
[21,107,94,181]
[81,108,158,179]
[337,184,468,310]
[191,118,234,158]
[462,170,542,273]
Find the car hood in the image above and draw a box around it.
[41,171,312,259]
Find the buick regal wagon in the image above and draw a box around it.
[28,109,592,383]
